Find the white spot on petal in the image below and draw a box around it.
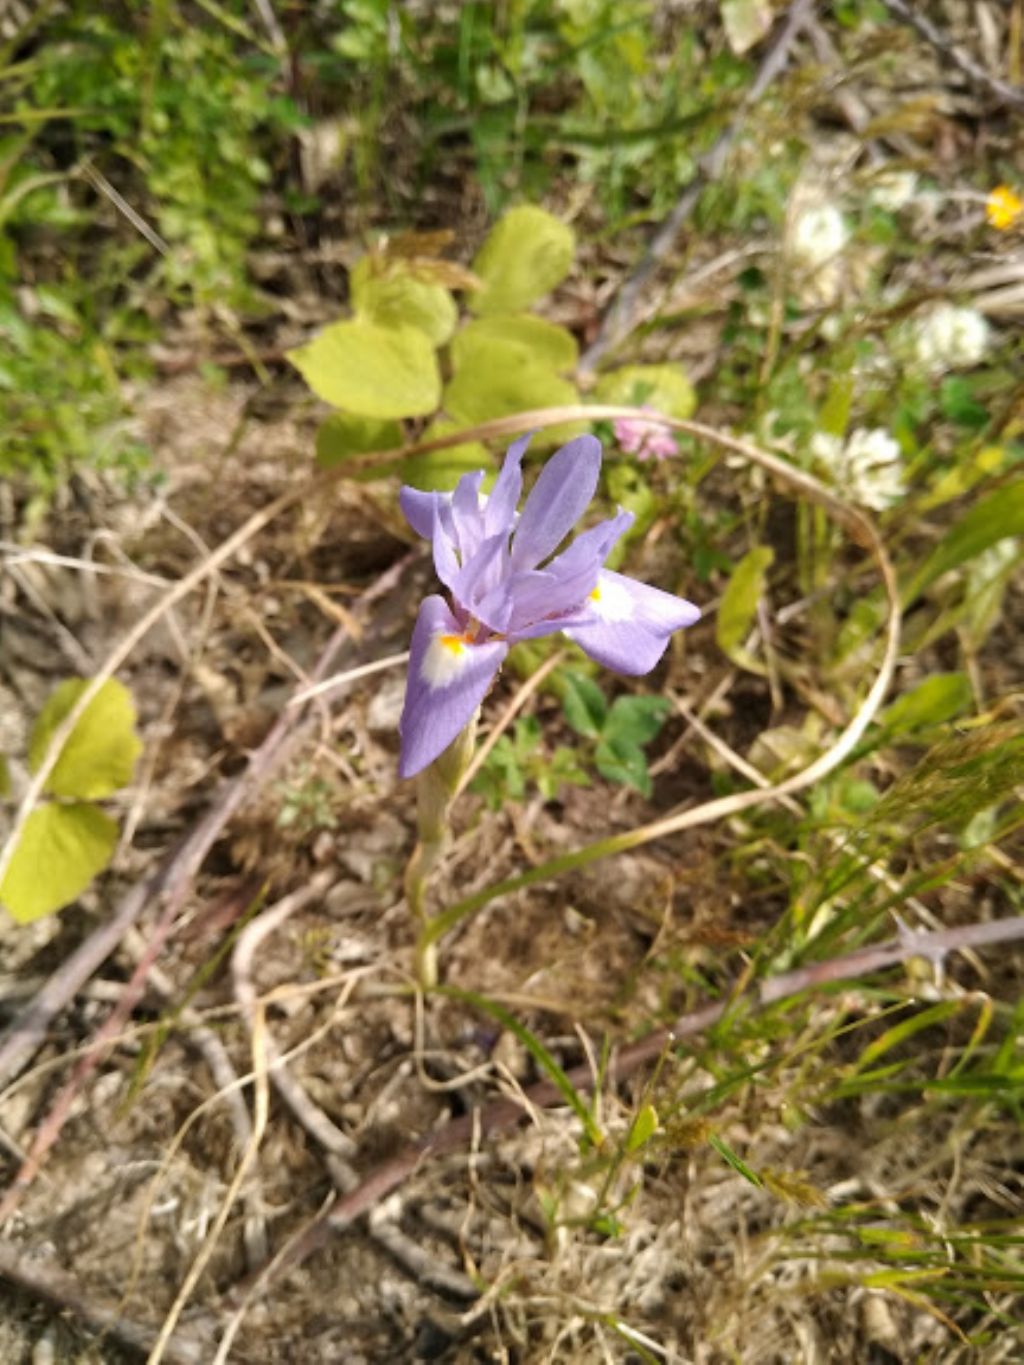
[588,574,634,622]
[420,631,473,688]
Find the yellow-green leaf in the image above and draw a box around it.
[401,420,491,492]
[880,673,972,735]
[0,756,9,799]
[350,256,458,347]
[29,678,141,800]
[903,480,1024,605]
[470,205,576,316]
[716,546,774,666]
[625,1103,659,1153]
[287,320,441,419]
[452,314,578,373]
[315,413,402,468]
[443,341,581,447]
[594,363,696,421]
[0,802,117,924]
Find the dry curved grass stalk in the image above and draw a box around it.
[1,404,899,1348]
[0,402,895,977]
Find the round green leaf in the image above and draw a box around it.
[315,413,402,468]
[452,314,578,373]
[470,206,576,316]
[287,320,441,419]
[444,339,582,447]
[351,257,458,347]
[401,420,491,492]
[29,678,141,800]
[0,802,117,924]
[593,363,696,420]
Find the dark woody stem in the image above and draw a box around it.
[405,713,479,989]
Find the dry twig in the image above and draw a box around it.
[881,0,1024,110]
[0,1237,206,1364]
[578,0,815,373]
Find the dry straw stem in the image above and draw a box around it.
[147,1005,271,1365]
[232,868,358,1161]
[456,647,568,797]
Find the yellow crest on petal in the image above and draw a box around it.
[421,631,473,687]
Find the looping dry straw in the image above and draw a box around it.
[1,407,900,1362]
[0,405,899,906]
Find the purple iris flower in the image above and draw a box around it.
[398,434,700,779]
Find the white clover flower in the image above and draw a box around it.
[868,170,918,211]
[790,203,849,271]
[811,427,906,510]
[912,304,990,374]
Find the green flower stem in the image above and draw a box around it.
[406,714,478,990]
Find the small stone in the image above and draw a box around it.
[366,676,405,735]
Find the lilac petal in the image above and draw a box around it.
[400,487,451,540]
[399,596,508,779]
[483,433,530,537]
[564,569,700,676]
[506,560,599,634]
[451,469,486,560]
[472,582,516,634]
[452,532,513,631]
[430,502,461,594]
[504,509,633,635]
[509,435,602,571]
[544,508,634,580]
[508,606,595,642]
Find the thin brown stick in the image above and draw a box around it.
[0,1236,207,1363]
[230,913,1024,1295]
[881,0,1024,110]
[578,0,814,373]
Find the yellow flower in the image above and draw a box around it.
[986,185,1024,231]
